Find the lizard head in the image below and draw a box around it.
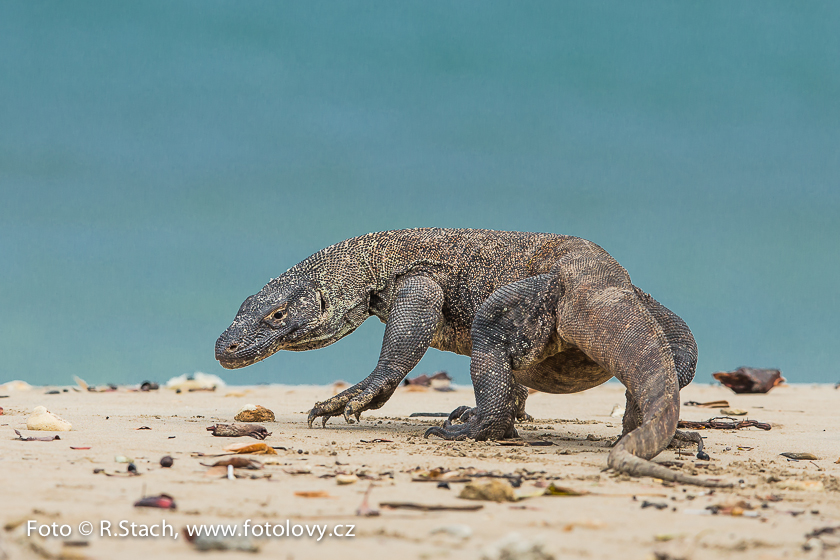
[215,274,332,369]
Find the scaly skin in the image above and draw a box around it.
[216,228,730,487]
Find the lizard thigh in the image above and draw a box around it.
[513,348,613,394]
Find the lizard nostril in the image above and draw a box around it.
[226,343,239,353]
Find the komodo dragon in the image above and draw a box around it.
[216,228,728,487]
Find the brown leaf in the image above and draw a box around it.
[294,491,333,498]
[222,441,277,455]
[712,367,784,393]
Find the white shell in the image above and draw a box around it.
[26,406,72,431]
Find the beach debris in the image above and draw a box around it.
[201,457,263,469]
[720,408,748,416]
[284,467,312,475]
[207,423,271,439]
[0,380,33,391]
[480,532,554,560]
[712,367,784,393]
[359,438,393,443]
[403,371,453,391]
[136,426,151,430]
[127,463,138,474]
[294,491,333,498]
[115,455,134,463]
[70,446,90,450]
[336,474,358,485]
[222,441,278,455]
[356,483,380,517]
[13,429,60,442]
[0,407,3,415]
[677,417,771,430]
[781,452,819,461]
[381,502,484,512]
[609,404,625,418]
[803,526,840,552]
[706,499,758,516]
[134,494,176,509]
[544,483,588,497]
[160,456,174,468]
[459,479,517,502]
[165,372,225,392]
[497,440,554,447]
[139,381,159,391]
[185,530,259,552]
[409,412,450,417]
[234,404,275,422]
[73,376,89,391]
[641,501,668,510]
[683,400,730,408]
[26,406,72,431]
[431,524,473,540]
[776,480,824,491]
[412,467,471,483]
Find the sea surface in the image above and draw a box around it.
[1,2,838,387]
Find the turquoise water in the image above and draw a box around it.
[1,2,838,387]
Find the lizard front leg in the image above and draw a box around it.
[426,275,558,441]
[307,275,443,427]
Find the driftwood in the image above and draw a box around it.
[678,417,771,431]
[206,423,270,439]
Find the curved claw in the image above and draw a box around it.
[424,425,471,440]
[444,405,473,428]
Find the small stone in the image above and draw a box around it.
[459,479,516,502]
[234,404,275,422]
[160,456,174,468]
[336,474,358,485]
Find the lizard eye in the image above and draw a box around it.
[264,306,287,325]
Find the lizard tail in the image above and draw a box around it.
[607,393,732,488]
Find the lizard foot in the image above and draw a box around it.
[424,406,517,441]
[307,378,396,428]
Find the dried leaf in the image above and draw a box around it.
[781,452,819,461]
[222,441,277,455]
[380,502,483,512]
[234,405,275,422]
[294,491,333,498]
[683,400,730,408]
[712,367,784,393]
[544,483,589,497]
[14,429,60,441]
[720,408,748,416]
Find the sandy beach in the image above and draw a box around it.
[1,380,838,560]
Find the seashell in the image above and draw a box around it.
[26,406,72,431]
